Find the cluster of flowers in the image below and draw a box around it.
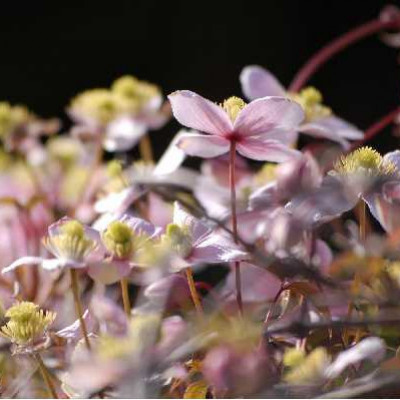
[1,5,400,399]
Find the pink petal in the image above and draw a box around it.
[189,234,248,264]
[168,90,232,135]
[173,202,210,243]
[240,65,286,100]
[237,138,301,162]
[383,150,400,171]
[220,263,282,303]
[87,260,131,284]
[233,96,304,137]
[103,117,146,152]
[119,214,161,240]
[2,256,44,273]
[176,133,230,158]
[299,115,363,147]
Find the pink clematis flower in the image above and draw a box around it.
[164,202,247,270]
[168,90,304,161]
[87,214,162,284]
[2,217,103,273]
[240,65,363,149]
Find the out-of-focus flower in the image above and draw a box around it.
[168,90,304,161]
[240,65,363,148]
[0,301,56,353]
[162,202,247,270]
[288,148,400,229]
[68,75,170,152]
[88,215,161,284]
[0,102,60,154]
[2,217,102,272]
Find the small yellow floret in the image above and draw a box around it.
[102,221,134,259]
[1,302,56,345]
[222,96,246,122]
[49,220,96,261]
[111,75,160,107]
[335,146,397,176]
[283,347,306,368]
[291,86,331,122]
[0,102,33,139]
[284,347,330,384]
[164,223,192,258]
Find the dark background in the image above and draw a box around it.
[1,0,399,156]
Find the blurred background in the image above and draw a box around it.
[0,0,399,156]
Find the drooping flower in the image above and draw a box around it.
[240,65,363,148]
[2,217,103,273]
[168,90,304,161]
[68,75,170,152]
[162,202,247,270]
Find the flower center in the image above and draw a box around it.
[222,96,246,123]
[335,146,398,176]
[102,221,134,259]
[164,223,193,258]
[1,301,56,345]
[290,86,331,122]
[50,220,95,262]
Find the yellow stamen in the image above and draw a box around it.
[222,96,246,122]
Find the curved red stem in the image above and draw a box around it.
[289,17,400,92]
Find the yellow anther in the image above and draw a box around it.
[1,302,56,345]
[0,102,33,139]
[102,221,134,259]
[222,96,246,122]
[164,223,193,258]
[49,220,96,262]
[335,146,397,176]
[290,86,331,122]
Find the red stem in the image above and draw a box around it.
[289,17,400,92]
[348,106,400,152]
[229,141,243,316]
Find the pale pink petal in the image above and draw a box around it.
[176,133,230,158]
[240,65,286,100]
[300,115,363,147]
[233,96,304,137]
[220,263,282,303]
[87,260,131,284]
[168,90,232,135]
[119,214,162,240]
[56,310,91,339]
[237,138,301,162]
[173,202,210,242]
[103,117,146,152]
[383,150,400,171]
[188,234,248,264]
[153,129,190,175]
[2,256,44,274]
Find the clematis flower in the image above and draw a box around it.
[68,75,170,152]
[240,65,363,149]
[0,301,56,354]
[162,202,247,270]
[168,90,304,161]
[87,214,162,284]
[2,217,103,273]
[287,148,400,229]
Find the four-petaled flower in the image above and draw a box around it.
[168,90,304,161]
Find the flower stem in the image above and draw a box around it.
[184,267,204,317]
[34,353,58,399]
[120,277,131,317]
[70,268,91,351]
[348,106,400,152]
[229,141,243,316]
[139,134,154,163]
[289,16,400,92]
[359,200,366,242]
